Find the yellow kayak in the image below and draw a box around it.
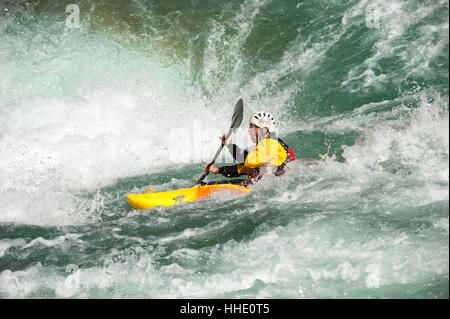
[127,183,251,210]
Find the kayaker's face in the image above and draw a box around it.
[248,124,261,143]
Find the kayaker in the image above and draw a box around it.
[203,111,297,186]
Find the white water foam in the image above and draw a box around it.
[0,25,240,226]
[342,0,449,90]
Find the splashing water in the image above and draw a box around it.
[0,0,448,298]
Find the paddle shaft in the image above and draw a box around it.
[197,128,233,184]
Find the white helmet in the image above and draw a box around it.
[250,111,276,132]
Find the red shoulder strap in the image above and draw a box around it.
[288,147,295,161]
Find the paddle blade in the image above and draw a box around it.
[230,98,244,132]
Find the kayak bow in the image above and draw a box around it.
[127,183,250,210]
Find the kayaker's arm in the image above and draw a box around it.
[203,164,243,178]
[206,134,269,179]
[227,144,248,163]
[220,134,248,162]
[218,165,241,178]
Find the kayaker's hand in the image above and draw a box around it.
[220,133,232,146]
[204,164,219,174]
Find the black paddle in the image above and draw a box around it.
[197,98,244,184]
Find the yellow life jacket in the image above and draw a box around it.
[236,138,291,176]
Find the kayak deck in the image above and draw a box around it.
[127,183,251,210]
